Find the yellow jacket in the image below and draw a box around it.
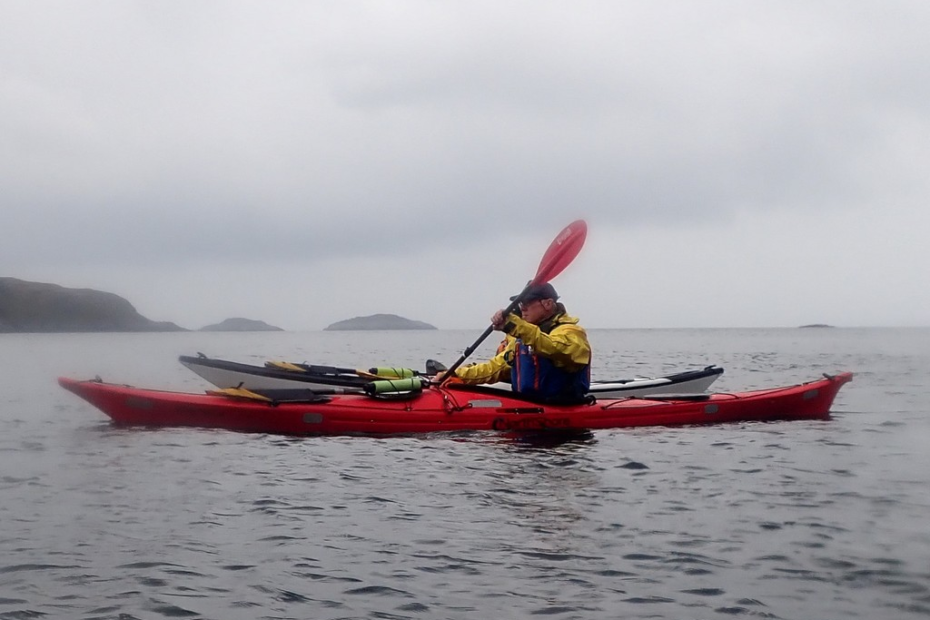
[454,310,591,385]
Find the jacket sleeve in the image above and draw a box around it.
[505,315,591,371]
[453,337,515,384]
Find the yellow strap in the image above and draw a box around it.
[266,361,308,373]
[208,387,273,402]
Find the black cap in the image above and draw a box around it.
[511,282,559,303]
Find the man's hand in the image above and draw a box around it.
[491,310,507,331]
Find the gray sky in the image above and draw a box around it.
[3,1,928,330]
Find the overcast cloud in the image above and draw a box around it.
[2,1,928,329]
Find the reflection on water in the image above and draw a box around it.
[498,429,596,448]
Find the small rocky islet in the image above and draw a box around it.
[324,314,436,331]
[198,318,283,332]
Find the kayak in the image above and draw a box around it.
[58,372,852,436]
[178,354,725,398]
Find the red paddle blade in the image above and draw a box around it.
[532,219,587,285]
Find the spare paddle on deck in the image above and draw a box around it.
[439,220,588,384]
[266,361,416,380]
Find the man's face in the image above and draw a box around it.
[518,297,555,325]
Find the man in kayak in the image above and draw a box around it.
[437,283,592,402]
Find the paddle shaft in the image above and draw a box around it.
[439,292,525,381]
[292,363,417,379]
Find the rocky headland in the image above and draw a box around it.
[0,277,184,333]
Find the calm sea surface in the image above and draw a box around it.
[1,328,928,620]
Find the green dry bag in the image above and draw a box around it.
[363,377,423,395]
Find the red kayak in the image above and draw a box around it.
[58,372,853,436]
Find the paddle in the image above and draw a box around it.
[210,382,423,403]
[439,219,588,384]
[266,361,417,379]
[189,353,403,380]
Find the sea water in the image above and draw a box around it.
[1,328,928,620]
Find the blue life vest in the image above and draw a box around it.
[511,340,591,402]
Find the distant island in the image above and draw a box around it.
[0,277,184,333]
[1,278,433,334]
[324,313,436,331]
[799,324,835,328]
[199,318,283,332]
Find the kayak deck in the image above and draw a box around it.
[58,372,853,436]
